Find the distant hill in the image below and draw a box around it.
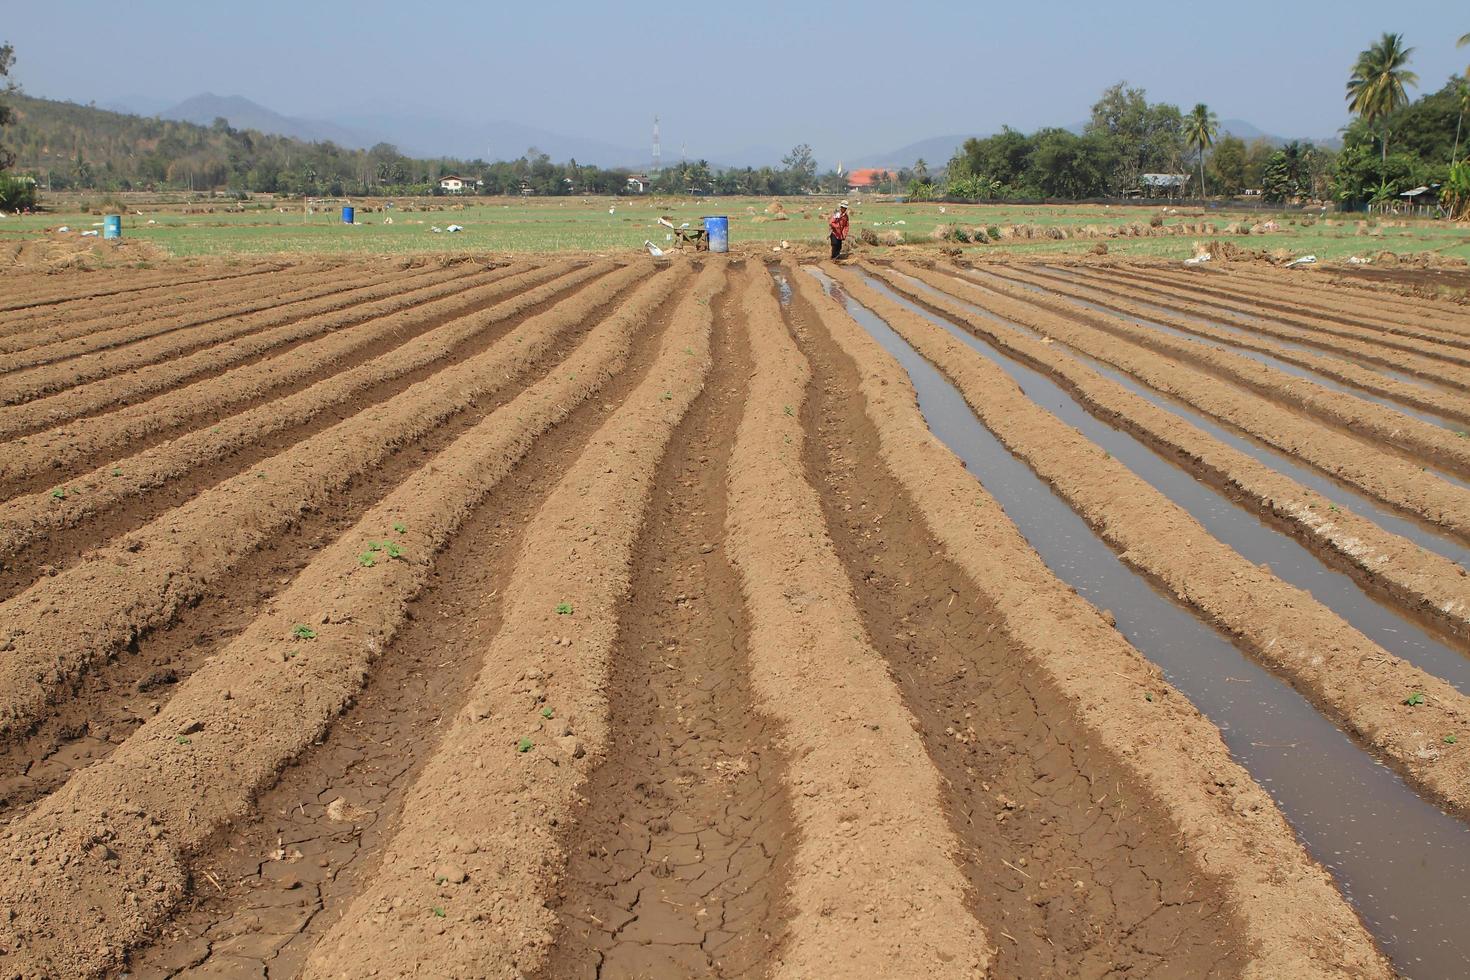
[159,93,382,149]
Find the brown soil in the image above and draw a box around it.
[3,253,1461,978]
[543,275,793,978]
[114,261,690,980]
[789,266,1246,977]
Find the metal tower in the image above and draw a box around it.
[652,116,661,173]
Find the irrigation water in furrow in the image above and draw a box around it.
[915,265,1470,538]
[780,269,1251,977]
[1050,266,1466,395]
[862,274,1470,695]
[889,270,1470,579]
[1114,265,1470,352]
[960,267,1470,492]
[807,266,1470,979]
[1141,266,1470,348]
[117,266,698,980]
[545,275,792,978]
[992,266,1470,434]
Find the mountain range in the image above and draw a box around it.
[102,93,1340,171]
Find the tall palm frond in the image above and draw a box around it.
[1182,103,1218,197]
[1346,33,1419,179]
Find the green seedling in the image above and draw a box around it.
[783,404,793,417]
[1446,734,1458,744]
[111,468,123,477]
[556,602,573,615]
[175,735,191,745]
[292,624,317,640]
[368,541,383,552]
[540,707,554,719]
[211,426,221,434]
[517,736,533,753]
[51,488,66,500]
[1404,692,1426,706]
[684,346,693,355]
[432,906,446,918]
[1144,692,1154,702]
[1328,504,1340,513]
[386,542,404,560]
[392,521,407,534]
[1458,431,1468,439]
[660,391,673,401]
[257,472,267,479]
[358,552,376,567]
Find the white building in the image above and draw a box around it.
[438,174,481,194]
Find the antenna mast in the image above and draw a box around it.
[652,116,661,173]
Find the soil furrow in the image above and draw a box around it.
[960,266,1470,482]
[1112,265,1470,354]
[0,260,541,443]
[1054,265,1470,395]
[0,262,344,351]
[1227,265,1470,332]
[0,263,648,747]
[790,265,1251,978]
[0,263,441,371]
[906,263,1470,542]
[868,264,1470,647]
[0,267,639,817]
[0,262,617,602]
[113,264,693,980]
[544,266,793,980]
[0,265,304,344]
[0,263,290,314]
[714,263,986,977]
[832,264,1470,818]
[0,261,691,980]
[0,260,526,407]
[1016,265,1470,419]
[792,262,1391,978]
[298,262,726,979]
[0,263,551,494]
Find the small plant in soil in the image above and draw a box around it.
[393,521,407,534]
[432,906,446,917]
[111,468,122,477]
[540,707,554,719]
[517,736,534,753]
[385,542,404,560]
[51,488,66,500]
[556,602,573,615]
[660,391,673,401]
[292,625,317,640]
[1404,692,1425,706]
[358,552,376,567]
[175,735,191,745]
[1446,734,1458,744]
[367,541,383,552]
[783,404,794,416]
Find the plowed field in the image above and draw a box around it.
[3,254,1469,978]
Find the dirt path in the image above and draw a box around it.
[544,272,793,979]
[793,262,1391,978]
[115,262,693,980]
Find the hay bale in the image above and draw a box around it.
[1091,243,1109,256]
[930,223,954,241]
[765,198,787,215]
[879,230,904,246]
[860,228,880,246]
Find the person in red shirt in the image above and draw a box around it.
[828,200,850,260]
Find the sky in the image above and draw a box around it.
[6,0,1469,165]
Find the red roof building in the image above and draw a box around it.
[845,167,892,191]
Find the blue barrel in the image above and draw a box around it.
[704,216,729,253]
[103,215,122,240]
[342,206,355,225]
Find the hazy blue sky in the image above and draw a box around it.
[7,1,1469,163]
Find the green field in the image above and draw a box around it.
[5,195,1470,262]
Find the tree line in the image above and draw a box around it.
[0,33,1467,214]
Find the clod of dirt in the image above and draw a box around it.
[324,797,366,823]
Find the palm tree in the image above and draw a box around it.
[1346,33,1419,182]
[1183,103,1219,198]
